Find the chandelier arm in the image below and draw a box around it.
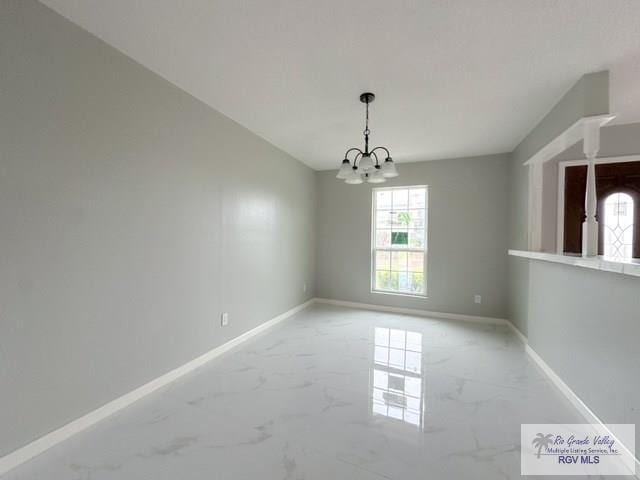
[352,152,362,168]
[343,147,364,162]
[370,146,391,159]
[371,151,379,167]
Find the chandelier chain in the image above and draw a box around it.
[363,100,370,136]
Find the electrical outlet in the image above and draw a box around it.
[303,283,307,293]
[474,295,482,304]
[221,312,229,327]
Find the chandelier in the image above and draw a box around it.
[336,92,398,184]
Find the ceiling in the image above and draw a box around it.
[40,0,640,170]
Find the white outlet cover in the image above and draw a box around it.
[221,312,229,326]
[474,295,482,304]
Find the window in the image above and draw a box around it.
[372,186,427,296]
[603,192,635,261]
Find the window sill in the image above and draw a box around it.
[508,249,640,278]
[371,289,428,299]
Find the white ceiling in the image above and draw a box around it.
[41,0,640,170]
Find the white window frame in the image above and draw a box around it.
[371,185,428,298]
[556,155,640,255]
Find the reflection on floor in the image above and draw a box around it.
[371,327,424,428]
[5,304,607,479]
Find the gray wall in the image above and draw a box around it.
[508,72,640,446]
[526,261,640,432]
[0,0,315,457]
[316,154,510,319]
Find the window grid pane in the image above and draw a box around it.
[392,189,409,210]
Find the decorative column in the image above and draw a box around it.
[582,121,600,257]
[528,162,543,252]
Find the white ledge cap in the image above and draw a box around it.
[508,249,640,278]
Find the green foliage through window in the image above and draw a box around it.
[391,231,408,245]
[398,212,411,225]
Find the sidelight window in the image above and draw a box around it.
[603,192,635,261]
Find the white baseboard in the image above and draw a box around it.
[0,298,314,477]
[314,297,508,326]
[505,320,639,475]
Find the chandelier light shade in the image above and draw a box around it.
[336,159,352,179]
[358,153,374,172]
[381,157,398,178]
[345,169,364,184]
[336,92,398,184]
[367,167,386,184]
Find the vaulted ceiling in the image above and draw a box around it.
[41,0,640,170]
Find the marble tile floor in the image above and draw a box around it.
[3,304,626,480]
